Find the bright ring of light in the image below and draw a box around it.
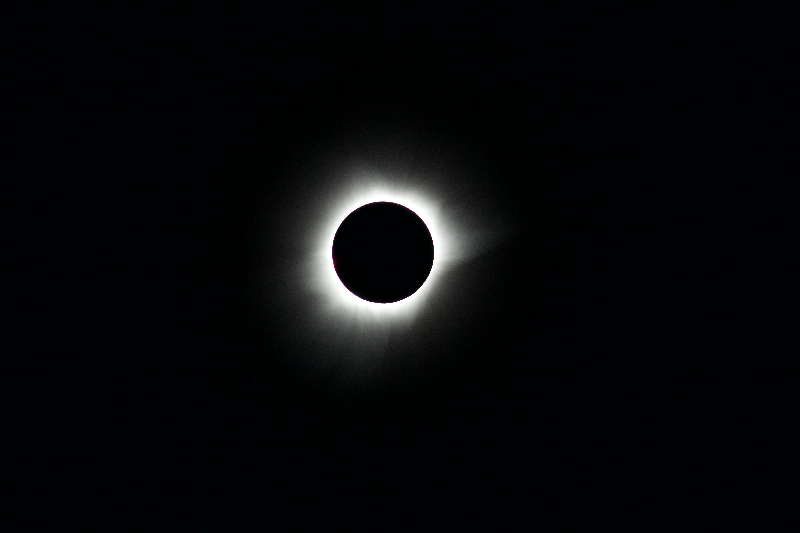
[311,177,454,324]
[259,135,511,385]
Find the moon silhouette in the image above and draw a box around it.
[332,201,435,303]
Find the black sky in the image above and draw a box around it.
[9,3,797,531]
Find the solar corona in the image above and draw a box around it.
[309,178,456,325]
[259,140,509,387]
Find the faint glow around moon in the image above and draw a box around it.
[260,138,512,385]
[314,179,450,320]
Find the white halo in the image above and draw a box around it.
[313,179,451,322]
[260,139,513,386]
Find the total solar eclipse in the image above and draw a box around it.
[332,201,434,303]
[256,126,511,386]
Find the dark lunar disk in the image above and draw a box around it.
[332,202,435,303]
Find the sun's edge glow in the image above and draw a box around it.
[306,174,461,326]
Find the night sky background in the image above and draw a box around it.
[9,3,797,531]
